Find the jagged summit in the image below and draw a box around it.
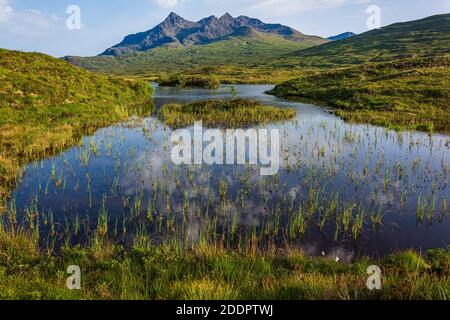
[100,12,327,56]
[220,12,234,21]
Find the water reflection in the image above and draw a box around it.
[6,84,450,258]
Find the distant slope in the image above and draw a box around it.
[0,49,153,211]
[276,14,450,68]
[101,12,327,56]
[270,56,450,133]
[327,32,356,41]
[65,32,321,82]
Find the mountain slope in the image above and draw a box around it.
[101,12,327,56]
[276,14,450,68]
[327,32,356,41]
[65,29,323,83]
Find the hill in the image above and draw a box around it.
[100,12,327,56]
[270,56,450,133]
[0,49,153,211]
[276,14,450,68]
[64,12,328,83]
[327,32,356,41]
[66,14,450,83]
[65,31,322,83]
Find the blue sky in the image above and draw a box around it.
[0,0,449,57]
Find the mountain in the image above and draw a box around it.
[66,13,450,83]
[65,13,328,82]
[100,12,327,56]
[276,13,450,68]
[65,33,317,83]
[327,32,356,41]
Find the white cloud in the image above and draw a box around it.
[0,0,50,37]
[153,0,179,9]
[0,0,13,22]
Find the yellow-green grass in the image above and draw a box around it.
[160,99,297,129]
[64,33,320,84]
[0,49,153,212]
[275,13,450,69]
[270,56,450,133]
[0,227,448,300]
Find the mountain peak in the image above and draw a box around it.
[199,15,217,24]
[168,12,181,18]
[164,12,186,25]
[220,13,234,21]
[99,13,327,56]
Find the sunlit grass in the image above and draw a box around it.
[160,99,297,128]
[270,56,450,133]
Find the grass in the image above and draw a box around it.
[269,56,450,133]
[0,49,154,212]
[159,99,297,128]
[66,14,450,84]
[159,74,220,89]
[0,227,448,300]
[64,33,321,83]
[275,13,450,69]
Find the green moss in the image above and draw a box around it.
[160,99,297,128]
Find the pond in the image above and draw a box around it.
[6,84,450,260]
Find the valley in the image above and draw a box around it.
[0,8,449,301]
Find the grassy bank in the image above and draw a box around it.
[160,99,297,128]
[0,49,153,212]
[0,227,448,300]
[159,74,220,89]
[270,56,450,133]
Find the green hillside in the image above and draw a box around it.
[67,14,450,82]
[0,49,153,211]
[270,56,450,133]
[275,14,450,69]
[65,33,324,83]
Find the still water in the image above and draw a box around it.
[8,84,450,260]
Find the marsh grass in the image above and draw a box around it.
[0,226,448,300]
[1,48,449,300]
[270,56,450,133]
[159,74,220,89]
[0,49,154,212]
[160,99,297,129]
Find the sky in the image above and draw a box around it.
[0,0,449,57]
